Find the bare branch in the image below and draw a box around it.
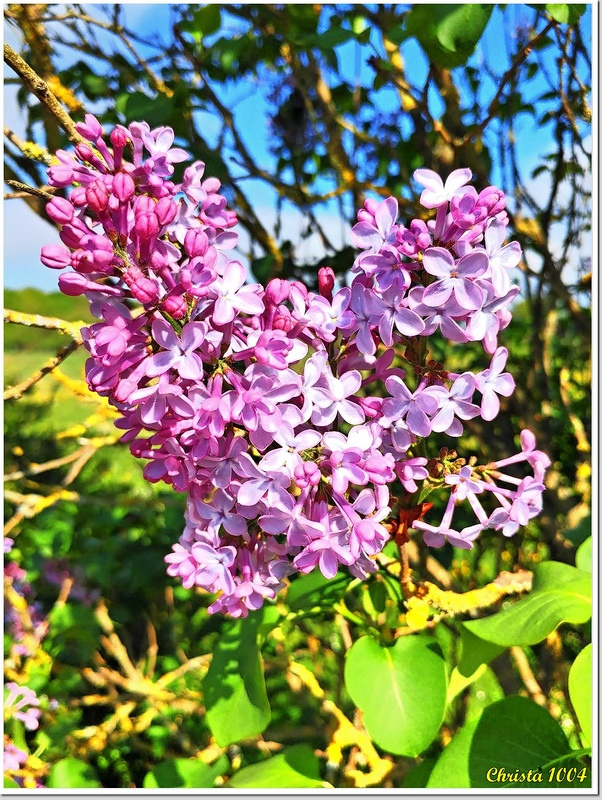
[3,43,86,145]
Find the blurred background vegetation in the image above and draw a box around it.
[4,3,591,789]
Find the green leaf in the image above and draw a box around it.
[47,758,101,788]
[464,666,504,725]
[545,4,586,24]
[344,635,447,756]
[286,570,351,613]
[427,719,478,788]
[142,756,228,788]
[190,5,222,39]
[368,580,387,614]
[81,73,110,98]
[386,24,410,46]
[204,608,272,747]
[464,562,591,646]
[469,697,589,787]
[568,644,591,746]
[406,5,493,69]
[576,537,591,572]
[403,757,436,788]
[294,28,354,49]
[428,697,589,788]
[447,625,505,702]
[228,745,329,788]
[4,777,21,788]
[356,28,371,45]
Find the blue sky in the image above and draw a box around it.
[3,3,592,291]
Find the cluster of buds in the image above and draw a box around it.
[40,114,549,617]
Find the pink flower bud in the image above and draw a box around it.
[71,250,94,274]
[184,229,210,258]
[58,272,90,295]
[318,267,335,302]
[59,272,122,297]
[272,311,295,332]
[41,244,71,270]
[134,195,155,215]
[75,143,95,162]
[110,127,129,149]
[265,278,289,305]
[46,197,74,225]
[135,212,160,239]
[478,186,506,215]
[60,224,85,249]
[123,267,159,304]
[47,164,75,187]
[161,295,188,319]
[70,187,88,207]
[289,280,308,300]
[155,197,177,226]
[86,180,109,213]
[112,172,135,203]
[358,396,383,419]
[76,113,103,141]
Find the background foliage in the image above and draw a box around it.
[4,2,591,790]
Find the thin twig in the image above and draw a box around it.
[510,646,547,706]
[4,339,81,400]
[3,43,86,145]
[462,20,556,144]
[4,179,55,201]
[4,308,85,341]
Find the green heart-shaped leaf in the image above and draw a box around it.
[344,635,447,756]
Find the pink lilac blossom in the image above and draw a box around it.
[40,114,549,617]
[4,683,41,731]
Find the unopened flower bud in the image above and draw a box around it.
[272,312,295,332]
[60,223,86,249]
[86,180,109,213]
[161,295,188,319]
[184,228,210,258]
[59,272,91,295]
[358,396,383,418]
[75,113,103,142]
[112,172,135,203]
[289,280,308,300]
[75,143,95,162]
[46,197,74,225]
[318,267,335,302]
[70,187,88,207]
[110,127,129,149]
[41,244,71,270]
[265,278,289,305]
[123,267,159,304]
[134,195,155,215]
[155,197,177,226]
[47,163,75,187]
[135,212,160,239]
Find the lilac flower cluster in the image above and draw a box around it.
[40,115,549,617]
